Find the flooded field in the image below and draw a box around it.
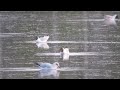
[0,11,120,79]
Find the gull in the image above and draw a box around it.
[35,62,60,69]
[60,47,70,60]
[35,35,49,49]
[104,14,118,26]
[35,35,49,43]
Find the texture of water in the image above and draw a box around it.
[0,11,120,79]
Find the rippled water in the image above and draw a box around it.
[0,11,120,79]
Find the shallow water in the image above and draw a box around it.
[0,11,120,79]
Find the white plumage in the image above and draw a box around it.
[104,15,118,26]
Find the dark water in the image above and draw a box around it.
[0,11,120,79]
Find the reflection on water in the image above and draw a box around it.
[0,11,120,79]
[62,53,69,61]
[35,52,120,56]
[38,69,60,79]
[0,33,25,37]
[36,42,49,49]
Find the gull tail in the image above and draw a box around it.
[113,14,118,19]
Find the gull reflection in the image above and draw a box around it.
[36,42,49,49]
[62,54,69,61]
[38,69,60,79]
[35,62,60,79]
